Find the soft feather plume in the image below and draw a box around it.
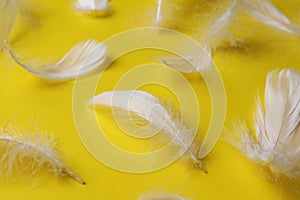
[6,39,107,80]
[0,122,85,184]
[231,69,300,180]
[139,193,189,200]
[161,1,237,73]
[74,0,111,17]
[0,0,19,50]
[87,90,207,172]
[154,0,199,29]
[237,0,300,35]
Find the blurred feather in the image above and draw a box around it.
[0,0,19,50]
[232,69,300,180]
[0,122,85,184]
[87,90,207,172]
[238,0,300,35]
[139,193,189,200]
[74,0,111,17]
[154,0,199,29]
[161,1,237,73]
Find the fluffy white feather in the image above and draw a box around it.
[75,0,110,16]
[0,0,19,50]
[0,122,85,184]
[87,90,206,172]
[154,0,200,29]
[139,193,189,200]
[6,39,107,80]
[161,1,237,73]
[201,0,238,51]
[233,69,300,179]
[238,0,300,35]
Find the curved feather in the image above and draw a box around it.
[87,90,206,172]
[161,1,237,73]
[238,0,300,35]
[233,69,300,179]
[7,39,107,80]
[0,122,85,184]
[264,70,300,151]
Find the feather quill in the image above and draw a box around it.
[87,90,207,172]
[139,193,189,200]
[6,39,107,80]
[237,0,300,35]
[74,0,111,16]
[232,69,300,179]
[0,122,85,184]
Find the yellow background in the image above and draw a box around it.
[1,0,300,199]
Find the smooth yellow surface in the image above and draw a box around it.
[1,0,300,199]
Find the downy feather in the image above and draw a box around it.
[232,69,300,179]
[6,39,107,80]
[154,0,199,29]
[161,1,237,73]
[139,193,189,200]
[0,122,85,184]
[74,0,111,16]
[237,0,300,35]
[87,90,207,172]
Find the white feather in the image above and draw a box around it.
[87,90,206,172]
[233,69,300,179]
[154,0,163,25]
[0,122,85,184]
[161,1,237,73]
[139,193,189,200]
[238,0,300,35]
[6,39,107,80]
[75,0,110,16]
[0,0,19,50]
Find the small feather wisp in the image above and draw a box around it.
[231,69,300,181]
[237,0,300,36]
[139,192,189,200]
[87,90,207,172]
[0,0,19,50]
[0,122,85,184]
[74,0,111,17]
[160,1,238,73]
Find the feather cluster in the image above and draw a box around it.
[139,193,189,200]
[87,90,207,172]
[0,122,85,184]
[74,0,111,17]
[232,69,300,180]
